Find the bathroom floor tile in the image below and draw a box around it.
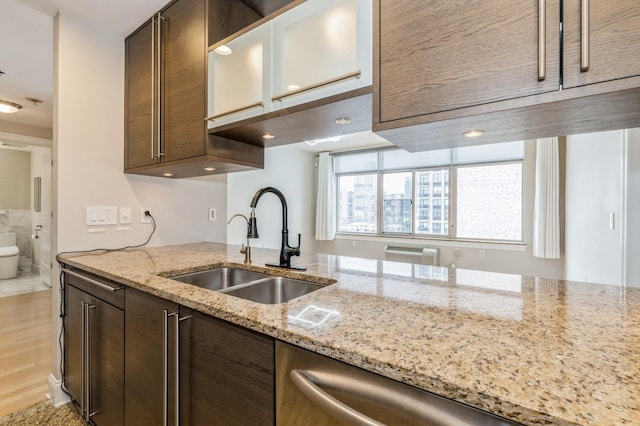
[0,273,50,298]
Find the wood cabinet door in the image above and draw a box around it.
[563,0,640,89]
[161,0,207,162]
[179,307,275,425]
[125,20,159,170]
[64,284,124,425]
[377,0,560,123]
[125,288,179,426]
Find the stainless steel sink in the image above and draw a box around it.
[170,267,269,291]
[221,277,324,304]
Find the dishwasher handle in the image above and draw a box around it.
[290,369,385,426]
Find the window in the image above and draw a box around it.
[334,141,524,242]
[337,174,377,233]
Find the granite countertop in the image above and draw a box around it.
[59,242,640,426]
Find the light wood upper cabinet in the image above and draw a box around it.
[563,0,640,89]
[377,0,560,124]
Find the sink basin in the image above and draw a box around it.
[221,277,324,304]
[170,267,269,291]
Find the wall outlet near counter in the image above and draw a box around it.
[141,207,152,224]
[209,208,217,222]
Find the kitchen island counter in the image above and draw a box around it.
[59,242,640,425]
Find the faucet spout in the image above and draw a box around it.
[249,187,305,270]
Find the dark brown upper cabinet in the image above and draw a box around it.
[125,0,264,178]
[563,1,640,89]
[377,0,560,124]
[374,0,640,152]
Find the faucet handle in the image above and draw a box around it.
[294,233,302,253]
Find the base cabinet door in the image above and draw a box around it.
[124,288,180,425]
[179,307,275,425]
[63,279,124,426]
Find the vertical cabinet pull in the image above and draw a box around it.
[538,0,546,81]
[156,13,164,158]
[163,310,179,426]
[81,302,86,418]
[150,16,156,159]
[581,0,590,72]
[81,302,96,422]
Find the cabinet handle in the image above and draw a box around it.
[538,0,546,81]
[156,13,165,157]
[81,301,86,418]
[290,369,384,426]
[151,16,156,159]
[581,0,590,72]
[64,269,123,292]
[205,101,264,122]
[272,70,362,102]
[163,310,178,426]
[85,304,96,421]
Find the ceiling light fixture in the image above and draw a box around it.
[214,45,232,55]
[286,84,301,91]
[463,129,485,138]
[162,172,174,177]
[26,97,44,106]
[262,133,275,140]
[334,117,352,125]
[305,136,341,146]
[204,167,216,171]
[0,100,23,114]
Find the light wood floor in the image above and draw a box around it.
[0,290,52,418]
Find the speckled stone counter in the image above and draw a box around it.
[59,242,640,426]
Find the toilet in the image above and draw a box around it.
[0,232,20,279]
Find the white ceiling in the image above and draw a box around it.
[0,0,167,135]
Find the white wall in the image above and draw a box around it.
[626,128,640,287]
[50,10,227,396]
[227,145,316,254]
[565,130,624,285]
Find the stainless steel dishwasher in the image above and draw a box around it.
[276,341,522,425]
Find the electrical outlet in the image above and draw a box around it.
[208,208,217,222]
[141,207,152,224]
[479,250,485,258]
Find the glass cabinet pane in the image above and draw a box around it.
[272,0,371,106]
[207,24,270,127]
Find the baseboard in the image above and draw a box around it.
[47,373,70,408]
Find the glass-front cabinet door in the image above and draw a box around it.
[207,24,271,129]
[271,0,372,109]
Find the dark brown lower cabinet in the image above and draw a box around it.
[179,307,275,425]
[124,288,179,425]
[63,272,124,426]
[124,289,275,425]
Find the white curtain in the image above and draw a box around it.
[315,152,336,240]
[533,137,560,259]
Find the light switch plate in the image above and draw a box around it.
[120,207,132,224]
[86,206,117,226]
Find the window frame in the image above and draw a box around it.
[334,147,525,244]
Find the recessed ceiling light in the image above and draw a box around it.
[0,100,22,114]
[162,172,174,177]
[463,129,485,138]
[214,45,232,55]
[286,84,301,91]
[334,117,352,125]
[204,167,216,171]
[262,133,275,140]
